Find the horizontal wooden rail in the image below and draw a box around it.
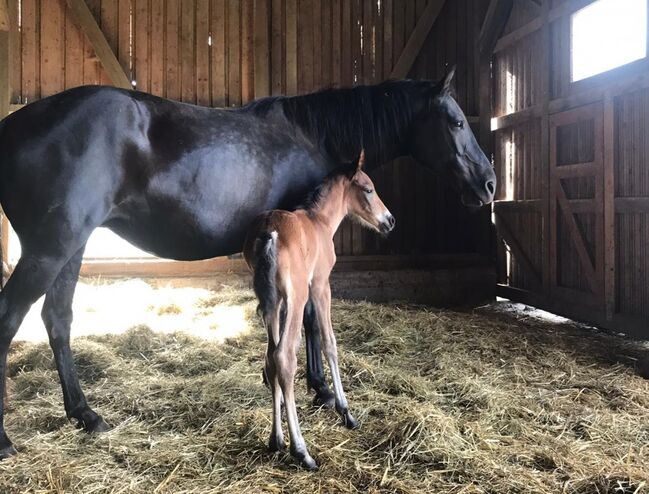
[554,162,597,178]
[615,197,649,213]
[494,199,542,212]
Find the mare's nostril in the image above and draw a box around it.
[485,180,495,196]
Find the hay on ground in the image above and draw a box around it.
[0,280,648,493]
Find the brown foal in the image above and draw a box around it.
[243,151,394,470]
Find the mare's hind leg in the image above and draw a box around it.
[304,298,335,408]
[311,279,357,429]
[41,245,109,433]
[0,251,80,458]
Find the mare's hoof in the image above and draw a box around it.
[77,412,111,433]
[312,389,335,409]
[268,435,286,453]
[0,443,17,460]
[342,413,359,430]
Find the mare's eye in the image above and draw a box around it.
[452,120,464,129]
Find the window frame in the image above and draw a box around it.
[569,0,649,91]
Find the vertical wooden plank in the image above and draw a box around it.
[270,0,283,95]
[382,0,392,78]
[181,0,196,102]
[8,0,20,102]
[134,0,150,92]
[21,0,39,102]
[150,0,164,96]
[285,0,297,95]
[100,0,119,85]
[40,0,64,97]
[297,0,312,93]
[227,0,241,105]
[341,0,350,86]
[241,0,253,102]
[196,0,211,105]
[603,92,615,318]
[165,0,180,100]
[253,0,270,98]
[361,0,372,84]
[321,0,332,87]
[117,0,131,82]
[64,0,84,90]
[312,0,321,90]
[211,0,226,105]
[83,0,101,85]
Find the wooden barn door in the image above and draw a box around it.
[549,103,605,311]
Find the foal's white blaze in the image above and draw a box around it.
[377,211,392,224]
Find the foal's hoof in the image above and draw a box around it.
[293,452,318,471]
[0,443,18,460]
[268,435,286,453]
[342,413,359,430]
[312,389,335,409]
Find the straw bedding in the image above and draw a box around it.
[0,281,648,493]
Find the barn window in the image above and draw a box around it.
[571,0,647,82]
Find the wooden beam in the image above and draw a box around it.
[479,0,513,57]
[253,0,270,97]
[65,0,131,89]
[390,0,446,79]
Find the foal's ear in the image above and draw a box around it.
[356,149,365,173]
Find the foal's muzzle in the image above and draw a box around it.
[379,213,396,234]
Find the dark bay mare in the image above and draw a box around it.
[0,67,495,458]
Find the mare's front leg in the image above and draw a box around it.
[311,280,358,429]
[41,245,109,433]
[303,298,335,408]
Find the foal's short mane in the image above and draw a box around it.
[239,80,433,163]
[298,164,356,215]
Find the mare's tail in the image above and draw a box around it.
[253,231,279,324]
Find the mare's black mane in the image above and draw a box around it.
[239,80,433,163]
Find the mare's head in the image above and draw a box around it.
[345,151,395,234]
[410,67,496,207]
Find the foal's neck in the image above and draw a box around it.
[306,178,348,237]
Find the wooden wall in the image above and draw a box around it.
[492,0,649,338]
[6,0,492,262]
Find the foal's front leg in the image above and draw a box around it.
[311,280,358,429]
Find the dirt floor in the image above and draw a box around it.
[0,276,648,493]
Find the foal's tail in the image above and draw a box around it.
[253,231,279,322]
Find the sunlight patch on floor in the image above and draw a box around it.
[14,278,255,343]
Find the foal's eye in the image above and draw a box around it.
[452,120,464,129]
[364,188,373,194]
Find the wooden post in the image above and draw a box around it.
[0,0,9,286]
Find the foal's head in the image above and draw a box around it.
[345,151,395,235]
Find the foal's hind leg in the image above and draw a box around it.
[276,290,317,470]
[304,298,335,408]
[41,245,109,433]
[0,251,79,458]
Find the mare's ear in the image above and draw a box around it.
[432,65,456,96]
